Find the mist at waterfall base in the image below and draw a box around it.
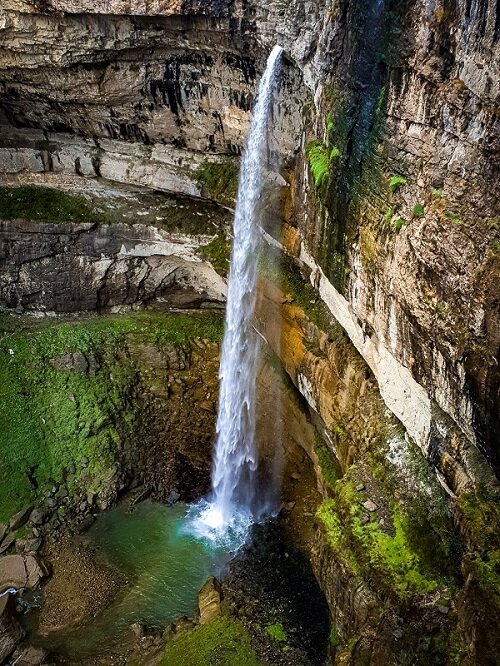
[186,45,284,549]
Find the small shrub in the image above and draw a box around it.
[389,174,407,192]
[412,203,425,218]
[432,188,444,198]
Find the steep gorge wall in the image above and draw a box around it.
[0,1,499,662]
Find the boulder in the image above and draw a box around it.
[9,506,34,531]
[25,555,48,589]
[197,576,222,625]
[28,509,46,527]
[23,538,42,554]
[362,500,378,513]
[130,622,145,638]
[0,555,48,593]
[11,645,47,665]
[0,593,25,662]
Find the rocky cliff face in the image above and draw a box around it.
[0,0,499,664]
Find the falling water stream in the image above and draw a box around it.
[189,44,284,543]
[23,47,285,662]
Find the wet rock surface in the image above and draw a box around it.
[0,593,25,663]
[222,519,331,666]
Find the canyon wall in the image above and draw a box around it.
[0,0,499,663]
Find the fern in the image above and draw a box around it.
[306,141,330,188]
[389,174,407,192]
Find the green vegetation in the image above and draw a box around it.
[196,235,231,277]
[412,203,425,218]
[432,187,444,198]
[0,185,112,224]
[316,472,450,599]
[392,217,406,233]
[306,141,330,188]
[329,624,341,648]
[265,623,287,642]
[0,312,223,521]
[194,160,239,207]
[383,208,393,226]
[306,140,341,189]
[161,617,261,666]
[259,247,342,336]
[444,212,464,226]
[388,174,406,192]
[314,434,341,489]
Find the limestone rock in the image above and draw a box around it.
[362,500,378,513]
[197,576,222,625]
[0,536,15,556]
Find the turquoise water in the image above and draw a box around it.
[41,501,234,660]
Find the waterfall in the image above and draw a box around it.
[188,45,283,544]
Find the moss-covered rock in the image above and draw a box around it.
[194,159,239,208]
[196,235,231,278]
[0,185,113,225]
[161,616,261,666]
[0,312,223,522]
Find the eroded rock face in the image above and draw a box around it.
[0,218,227,313]
[197,576,222,624]
[0,3,305,197]
[0,0,497,487]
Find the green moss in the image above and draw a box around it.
[161,617,261,666]
[457,492,500,552]
[444,212,464,226]
[388,174,406,192]
[259,247,343,337]
[329,624,341,648]
[194,160,239,207]
[468,550,500,594]
[316,475,445,599]
[314,434,341,490]
[265,623,287,642]
[0,311,223,522]
[196,235,231,277]
[0,185,113,224]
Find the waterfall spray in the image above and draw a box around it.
[189,45,283,543]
